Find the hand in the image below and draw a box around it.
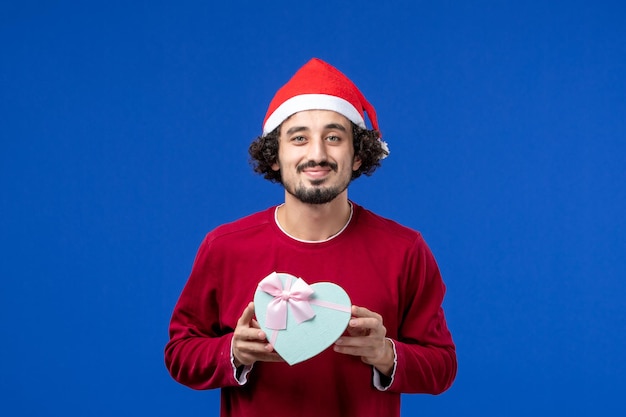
[333,305,395,376]
[232,302,284,367]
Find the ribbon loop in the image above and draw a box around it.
[258,272,316,330]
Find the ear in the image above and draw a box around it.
[271,160,280,171]
[352,155,362,171]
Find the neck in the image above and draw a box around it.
[276,192,352,242]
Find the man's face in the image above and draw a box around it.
[272,110,362,204]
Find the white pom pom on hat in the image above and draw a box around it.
[262,58,389,158]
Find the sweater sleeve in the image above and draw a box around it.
[164,236,242,390]
[386,234,457,394]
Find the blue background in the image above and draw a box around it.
[2,1,625,415]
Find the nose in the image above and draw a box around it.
[306,137,327,162]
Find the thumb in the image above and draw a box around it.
[237,302,256,327]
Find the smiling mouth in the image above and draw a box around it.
[303,167,331,177]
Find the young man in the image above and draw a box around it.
[165,58,457,417]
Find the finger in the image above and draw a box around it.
[234,327,266,343]
[233,338,271,364]
[333,342,378,359]
[237,302,256,326]
[349,306,384,334]
[334,336,388,361]
[335,336,367,348]
[235,338,271,354]
[336,333,383,348]
[349,317,383,333]
[236,343,284,364]
[346,327,368,337]
[351,305,378,319]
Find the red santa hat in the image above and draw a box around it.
[262,58,389,157]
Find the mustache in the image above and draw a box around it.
[296,160,338,173]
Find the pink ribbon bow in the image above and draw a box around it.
[258,272,316,330]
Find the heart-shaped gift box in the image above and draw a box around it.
[254,272,352,365]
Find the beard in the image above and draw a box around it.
[283,160,351,205]
[289,183,347,204]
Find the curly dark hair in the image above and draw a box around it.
[248,123,386,184]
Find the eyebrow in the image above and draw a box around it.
[285,123,348,135]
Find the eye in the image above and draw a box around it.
[326,135,341,142]
[291,136,307,144]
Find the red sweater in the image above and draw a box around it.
[165,203,456,417]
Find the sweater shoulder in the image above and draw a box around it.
[353,203,425,246]
[204,206,275,244]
